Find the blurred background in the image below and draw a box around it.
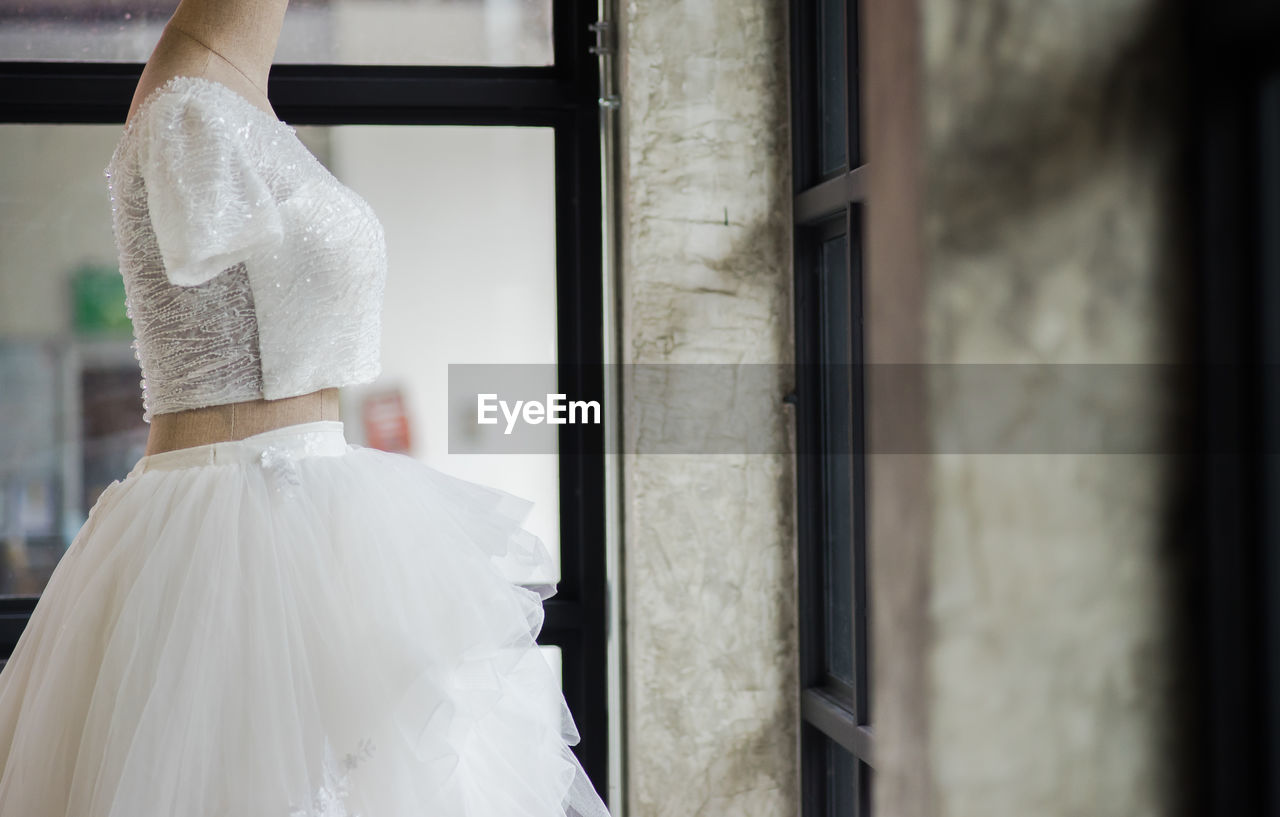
[0,0,553,63]
[2,1,1278,817]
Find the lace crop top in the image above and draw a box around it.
[104,75,386,421]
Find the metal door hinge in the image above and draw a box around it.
[599,95,621,110]
[589,20,615,56]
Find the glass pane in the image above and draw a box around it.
[539,645,564,716]
[826,737,855,817]
[819,232,854,686]
[817,0,847,175]
[0,121,560,596]
[309,123,561,583]
[0,124,137,596]
[540,644,562,687]
[848,0,861,166]
[0,0,553,66]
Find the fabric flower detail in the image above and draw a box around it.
[259,444,302,497]
[288,738,377,817]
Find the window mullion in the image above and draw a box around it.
[802,687,875,766]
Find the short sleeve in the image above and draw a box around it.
[137,89,284,287]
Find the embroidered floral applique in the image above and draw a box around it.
[259,444,302,496]
[288,738,378,817]
[259,432,337,497]
[342,738,376,771]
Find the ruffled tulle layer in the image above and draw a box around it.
[0,421,609,817]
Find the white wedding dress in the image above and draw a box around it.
[0,75,610,817]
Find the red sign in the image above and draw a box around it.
[362,389,412,454]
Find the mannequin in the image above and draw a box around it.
[129,0,340,456]
[0,5,611,812]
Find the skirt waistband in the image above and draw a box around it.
[129,421,349,476]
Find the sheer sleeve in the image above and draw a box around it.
[136,88,284,287]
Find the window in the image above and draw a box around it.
[790,0,872,814]
[0,0,608,796]
[0,0,553,66]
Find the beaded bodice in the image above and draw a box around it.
[104,75,385,421]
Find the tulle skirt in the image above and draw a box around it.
[0,421,609,817]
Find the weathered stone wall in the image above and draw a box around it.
[617,0,798,814]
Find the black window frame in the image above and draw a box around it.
[790,0,873,814]
[1194,3,1280,816]
[0,0,609,797]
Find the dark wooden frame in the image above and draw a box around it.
[0,0,609,798]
